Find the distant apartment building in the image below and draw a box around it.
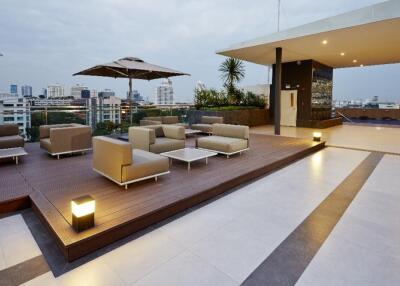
[47,84,64,98]
[29,98,73,107]
[88,95,121,128]
[155,79,174,105]
[126,90,143,103]
[10,84,18,95]
[70,84,88,99]
[21,85,33,97]
[0,94,31,137]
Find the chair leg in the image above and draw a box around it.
[155,176,158,182]
[227,155,230,159]
[57,154,60,160]
[125,184,128,190]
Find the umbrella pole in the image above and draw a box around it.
[129,77,133,125]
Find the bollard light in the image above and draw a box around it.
[71,195,95,232]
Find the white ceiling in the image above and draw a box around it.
[217,0,400,69]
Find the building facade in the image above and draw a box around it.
[155,79,174,105]
[10,84,18,95]
[70,84,88,99]
[21,85,33,97]
[88,95,121,128]
[0,95,31,137]
[47,84,65,98]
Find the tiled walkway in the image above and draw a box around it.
[1,146,399,285]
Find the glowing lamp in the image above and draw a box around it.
[313,132,322,142]
[71,195,95,232]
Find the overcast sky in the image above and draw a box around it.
[0,0,399,102]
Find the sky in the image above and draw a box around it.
[0,0,399,103]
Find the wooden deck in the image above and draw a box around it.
[0,134,324,261]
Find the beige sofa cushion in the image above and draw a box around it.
[202,116,223,124]
[0,135,24,149]
[212,124,249,139]
[197,136,248,153]
[191,123,212,133]
[150,137,185,154]
[122,149,169,182]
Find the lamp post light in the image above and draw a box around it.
[71,195,95,232]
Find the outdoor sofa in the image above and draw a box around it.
[92,136,169,189]
[39,124,92,159]
[196,123,249,158]
[0,124,24,149]
[191,116,223,134]
[129,124,185,154]
[140,116,186,127]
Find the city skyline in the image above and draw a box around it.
[1,0,400,102]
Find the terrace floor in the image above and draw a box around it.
[1,125,399,286]
[250,123,400,154]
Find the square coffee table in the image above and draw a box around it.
[0,147,28,165]
[161,148,217,170]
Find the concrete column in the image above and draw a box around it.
[274,47,282,135]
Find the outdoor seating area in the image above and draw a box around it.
[0,129,324,262]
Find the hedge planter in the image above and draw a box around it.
[187,109,270,127]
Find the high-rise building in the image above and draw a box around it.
[155,79,174,105]
[98,89,115,98]
[21,85,33,97]
[47,84,64,98]
[70,84,88,99]
[10,84,18,95]
[81,89,90,99]
[88,95,121,128]
[0,95,31,137]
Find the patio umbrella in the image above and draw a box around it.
[73,57,189,124]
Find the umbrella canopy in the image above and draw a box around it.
[73,57,189,124]
[73,57,189,80]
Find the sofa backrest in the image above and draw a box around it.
[39,124,79,139]
[162,125,185,140]
[93,136,132,183]
[212,124,249,140]
[0,124,19,137]
[143,116,162,122]
[162,116,179,124]
[142,124,164,137]
[201,116,223,124]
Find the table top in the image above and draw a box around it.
[185,129,202,135]
[0,147,28,158]
[160,148,217,162]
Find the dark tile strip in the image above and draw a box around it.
[0,255,50,286]
[242,152,384,286]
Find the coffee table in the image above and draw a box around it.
[185,129,202,136]
[160,148,217,170]
[0,147,28,165]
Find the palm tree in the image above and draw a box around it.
[219,58,245,95]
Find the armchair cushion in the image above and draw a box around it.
[197,136,248,153]
[150,137,185,154]
[162,125,185,140]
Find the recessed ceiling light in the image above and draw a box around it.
[340,52,345,56]
[353,59,358,63]
[322,40,328,45]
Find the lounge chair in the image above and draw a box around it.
[92,136,169,189]
[196,123,249,158]
[140,116,186,127]
[191,116,223,134]
[129,125,185,154]
[0,124,24,149]
[39,124,92,159]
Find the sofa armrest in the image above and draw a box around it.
[93,136,132,183]
[129,127,155,151]
[162,125,185,140]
